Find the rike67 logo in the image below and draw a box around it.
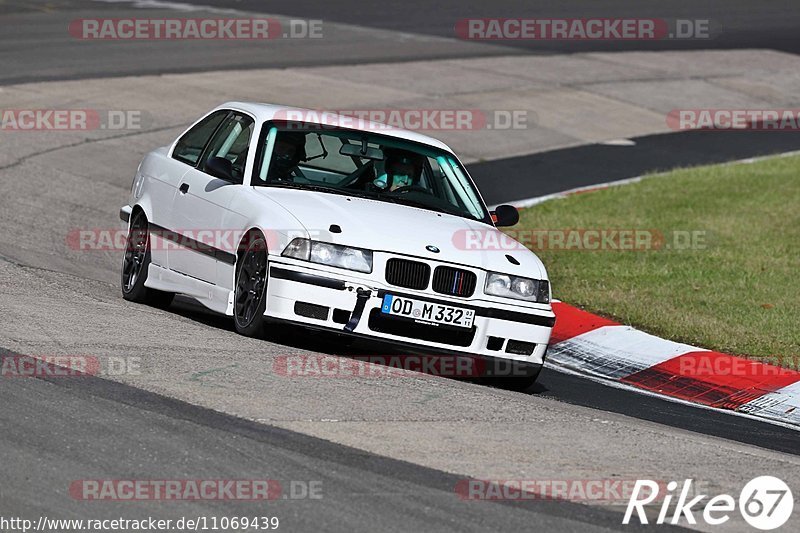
[624,477,793,529]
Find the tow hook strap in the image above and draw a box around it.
[344,288,371,332]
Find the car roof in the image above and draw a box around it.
[214,101,455,153]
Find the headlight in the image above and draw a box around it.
[484,272,550,303]
[282,238,373,273]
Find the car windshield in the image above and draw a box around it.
[252,126,491,223]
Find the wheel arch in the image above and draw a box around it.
[129,200,154,228]
[236,227,269,265]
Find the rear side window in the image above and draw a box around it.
[172,110,228,166]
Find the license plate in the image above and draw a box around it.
[381,294,475,329]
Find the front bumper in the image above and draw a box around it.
[265,260,555,368]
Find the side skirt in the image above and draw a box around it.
[145,264,233,315]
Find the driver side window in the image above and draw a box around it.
[172,110,228,166]
[199,113,255,182]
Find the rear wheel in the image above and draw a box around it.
[121,210,174,308]
[234,232,269,337]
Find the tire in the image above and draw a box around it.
[121,210,174,309]
[233,231,269,337]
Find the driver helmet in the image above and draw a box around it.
[374,149,423,190]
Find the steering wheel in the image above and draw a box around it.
[389,185,431,195]
[342,160,375,189]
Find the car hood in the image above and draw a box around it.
[254,188,547,279]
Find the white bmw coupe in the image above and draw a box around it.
[121,102,555,386]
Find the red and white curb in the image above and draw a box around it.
[511,151,800,429]
[549,303,800,429]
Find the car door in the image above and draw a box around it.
[169,111,255,285]
[159,110,229,269]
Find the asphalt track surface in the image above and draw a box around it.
[3,0,800,84]
[168,298,800,457]
[2,348,673,533]
[207,0,800,54]
[2,1,800,532]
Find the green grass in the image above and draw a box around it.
[515,154,800,364]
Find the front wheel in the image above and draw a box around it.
[121,210,174,308]
[234,232,269,337]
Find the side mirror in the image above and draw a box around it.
[205,156,235,181]
[492,205,519,227]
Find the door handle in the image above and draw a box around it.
[179,183,189,194]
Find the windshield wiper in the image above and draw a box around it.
[264,182,346,195]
